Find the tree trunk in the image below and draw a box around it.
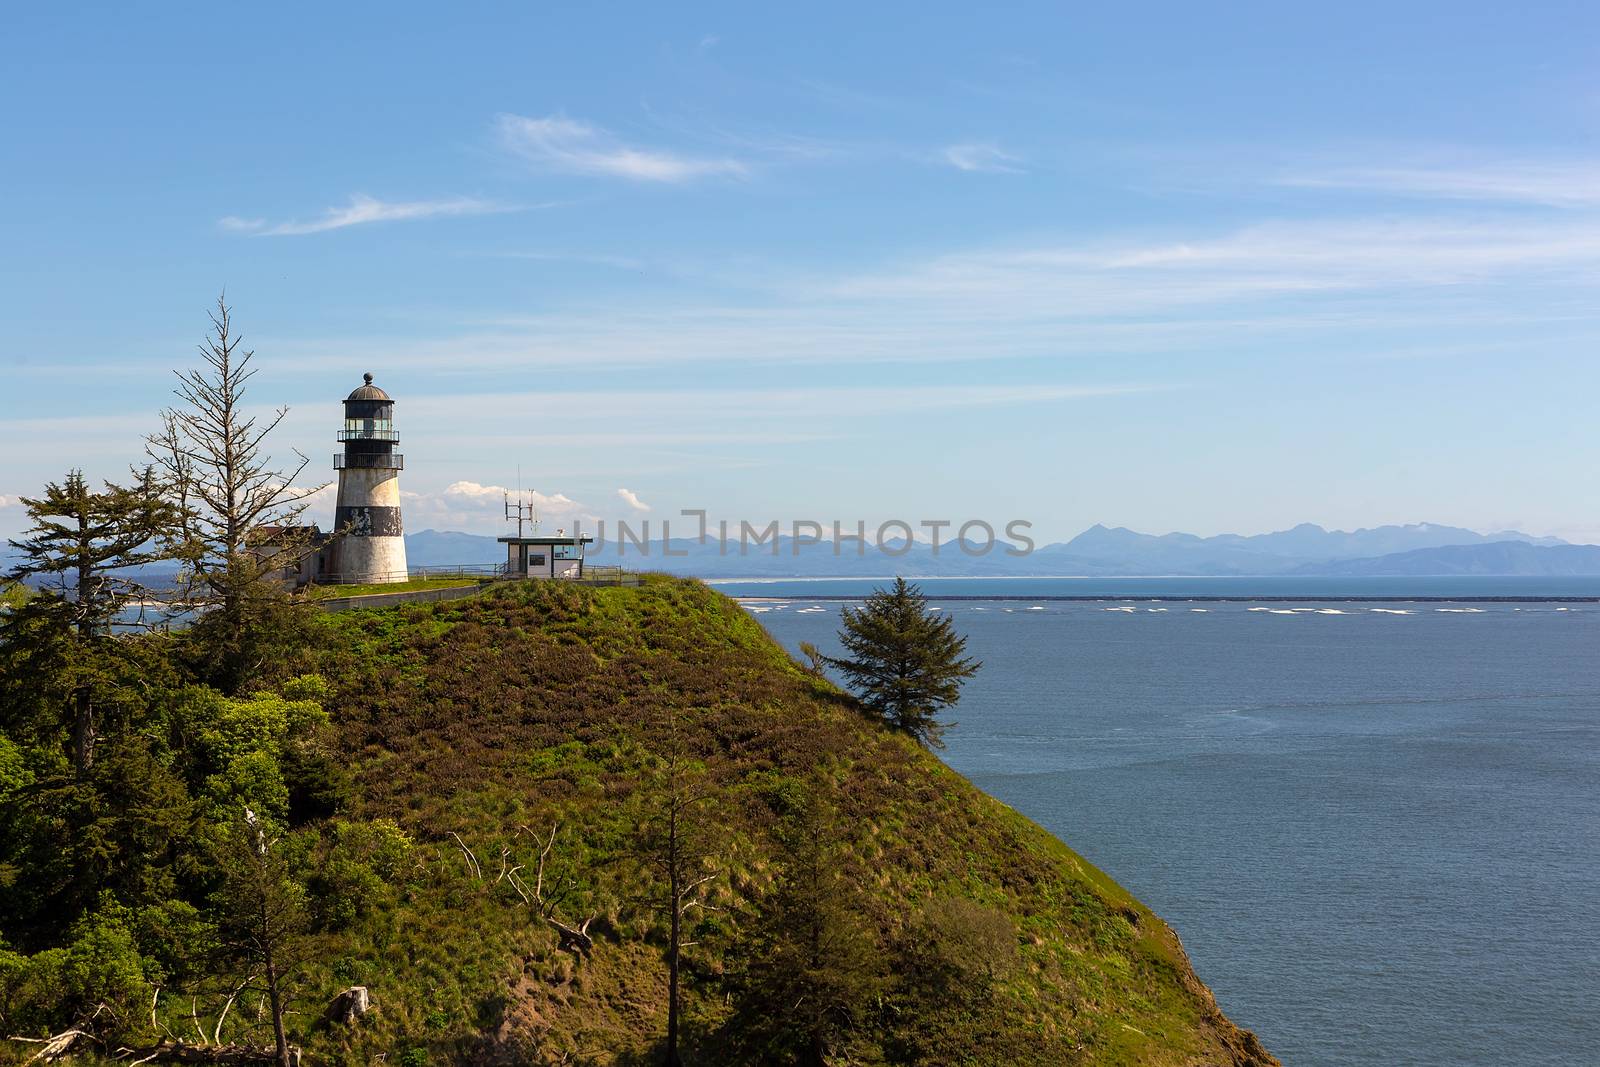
[259,884,291,1067]
[665,805,682,1067]
[73,511,94,773]
[264,951,290,1067]
[72,687,94,775]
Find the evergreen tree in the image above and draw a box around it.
[215,809,308,1067]
[722,784,887,1065]
[2,468,176,772]
[145,296,325,691]
[825,577,980,748]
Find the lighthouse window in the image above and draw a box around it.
[344,418,393,433]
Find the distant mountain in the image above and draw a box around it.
[1294,542,1600,577]
[404,523,1583,578]
[1055,522,1569,574]
[404,529,505,567]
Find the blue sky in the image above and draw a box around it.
[4,2,1599,543]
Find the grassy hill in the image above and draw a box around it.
[273,576,1274,1065]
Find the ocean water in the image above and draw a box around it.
[745,586,1600,1066]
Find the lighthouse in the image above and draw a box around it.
[332,373,408,583]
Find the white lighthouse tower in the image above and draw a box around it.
[332,373,408,583]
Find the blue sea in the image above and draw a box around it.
[731,578,1600,1067]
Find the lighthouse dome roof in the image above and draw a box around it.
[346,372,391,402]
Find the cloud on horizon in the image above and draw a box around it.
[220,194,513,236]
[617,487,651,511]
[496,113,749,182]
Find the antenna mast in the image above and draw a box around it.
[504,490,538,539]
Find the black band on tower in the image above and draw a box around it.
[335,505,403,537]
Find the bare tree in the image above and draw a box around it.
[635,712,723,1067]
[145,296,325,686]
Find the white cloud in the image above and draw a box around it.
[0,495,18,508]
[439,481,581,511]
[1279,161,1600,208]
[617,488,651,512]
[496,114,748,182]
[392,481,595,534]
[941,142,1024,174]
[206,214,1600,379]
[221,194,512,237]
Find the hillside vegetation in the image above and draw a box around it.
[1,576,1275,1065]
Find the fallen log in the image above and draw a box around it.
[111,1040,301,1065]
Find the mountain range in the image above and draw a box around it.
[404,522,1599,578]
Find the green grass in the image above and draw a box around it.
[244,576,1274,1066]
[303,576,481,599]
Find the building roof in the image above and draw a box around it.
[345,372,392,402]
[497,535,595,544]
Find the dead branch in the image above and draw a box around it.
[447,832,482,881]
[10,1004,114,1063]
[503,865,529,904]
[512,823,596,955]
[12,1029,93,1064]
[548,914,595,955]
[517,822,558,905]
[213,975,252,1046]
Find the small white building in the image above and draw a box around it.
[498,534,593,579]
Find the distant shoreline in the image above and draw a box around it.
[733,594,1600,603]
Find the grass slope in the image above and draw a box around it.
[290,576,1274,1066]
[305,577,481,599]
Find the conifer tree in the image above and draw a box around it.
[825,577,980,748]
[2,468,176,772]
[216,809,307,1067]
[723,784,886,1064]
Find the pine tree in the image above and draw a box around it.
[2,468,176,772]
[825,577,980,748]
[722,785,887,1064]
[216,809,307,1067]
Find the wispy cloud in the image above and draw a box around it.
[485,250,645,270]
[397,384,1163,425]
[941,142,1024,174]
[253,214,1600,375]
[617,487,652,512]
[496,114,748,182]
[1279,161,1600,207]
[220,194,513,236]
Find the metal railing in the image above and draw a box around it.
[411,564,505,579]
[337,429,400,442]
[333,453,403,470]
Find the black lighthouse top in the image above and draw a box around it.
[335,373,403,471]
